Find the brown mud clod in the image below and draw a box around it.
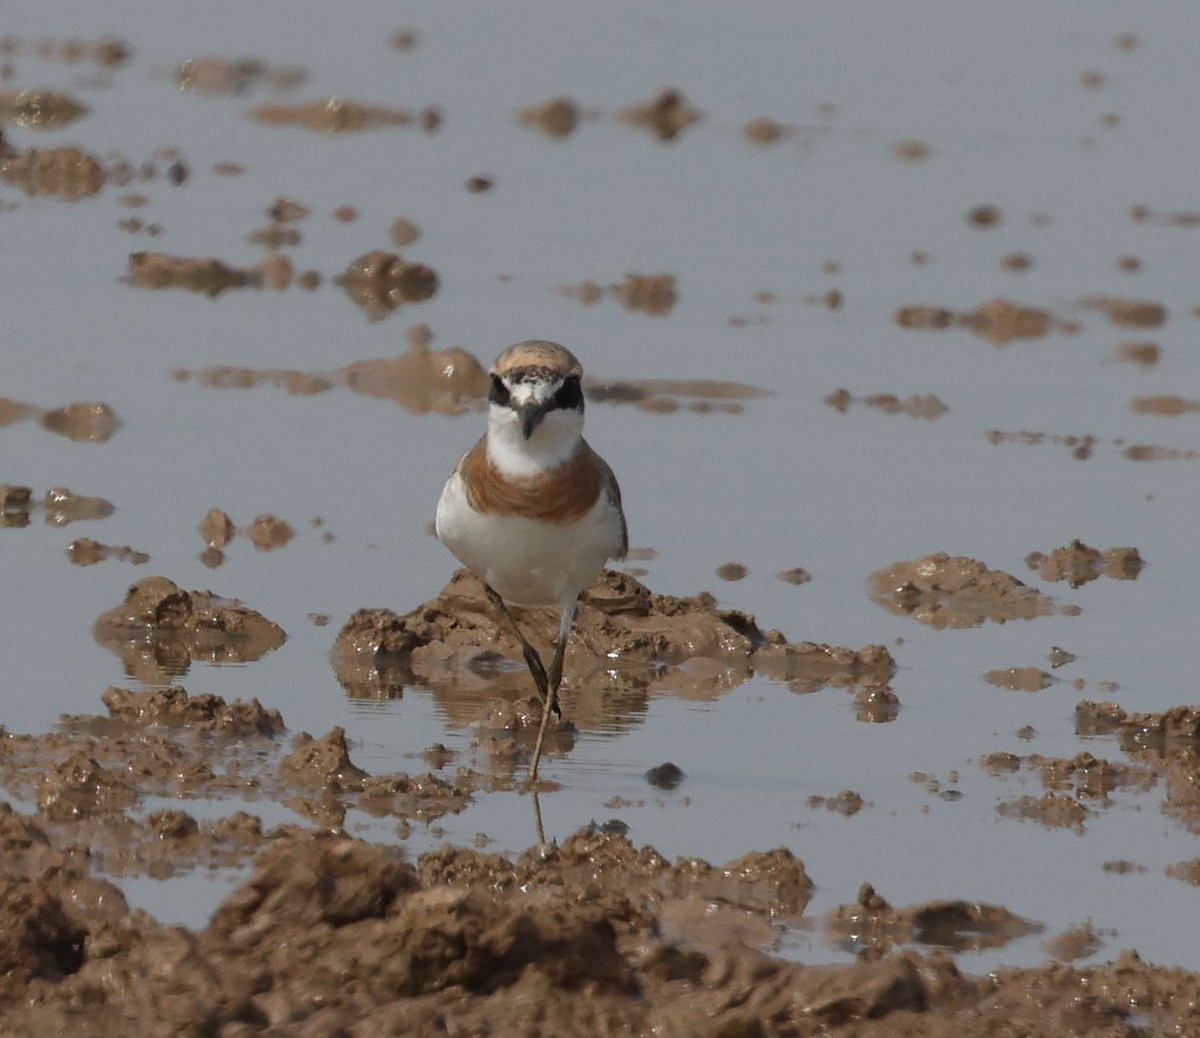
[615,87,701,142]
[0,143,105,199]
[825,387,950,420]
[517,96,583,138]
[1025,539,1144,587]
[336,249,439,319]
[92,575,286,682]
[0,398,118,442]
[894,298,1074,346]
[868,553,1077,628]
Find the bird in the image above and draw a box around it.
[436,340,627,779]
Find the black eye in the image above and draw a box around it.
[551,375,583,411]
[488,374,511,406]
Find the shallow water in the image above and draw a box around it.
[4,1,1200,972]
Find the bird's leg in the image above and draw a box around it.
[482,583,558,713]
[529,600,577,780]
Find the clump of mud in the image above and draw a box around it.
[984,748,1156,833]
[560,271,678,315]
[92,575,286,682]
[336,249,439,319]
[517,96,583,137]
[126,250,263,295]
[895,297,1075,346]
[0,89,89,129]
[615,87,701,141]
[1078,294,1167,328]
[0,398,118,442]
[331,569,896,760]
[0,485,115,529]
[983,667,1055,691]
[196,509,294,566]
[824,387,950,420]
[0,143,105,199]
[868,553,1078,628]
[66,538,149,566]
[1025,539,1144,587]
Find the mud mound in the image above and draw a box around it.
[332,568,895,705]
[93,575,286,681]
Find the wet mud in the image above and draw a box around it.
[246,97,439,134]
[92,576,287,683]
[6,15,1200,1036]
[65,537,149,567]
[824,387,950,420]
[330,569,896,753]
[867,553,1079,628]
[894,297,1074,346]
[559,271,679,315]
[1025,540,1144,587]
[197,510,295,566]
[0,398,118,441]
[1,485,114,529]
[2,680,1200,1034]
[517,89,703,143]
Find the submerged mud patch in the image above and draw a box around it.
[867,553,1077,628]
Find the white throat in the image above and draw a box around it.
[486,400,584,478]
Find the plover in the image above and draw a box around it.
[436,340,627,779]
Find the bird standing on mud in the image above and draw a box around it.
[436,341,628,779]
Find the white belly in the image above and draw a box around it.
[436,471,622,607]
